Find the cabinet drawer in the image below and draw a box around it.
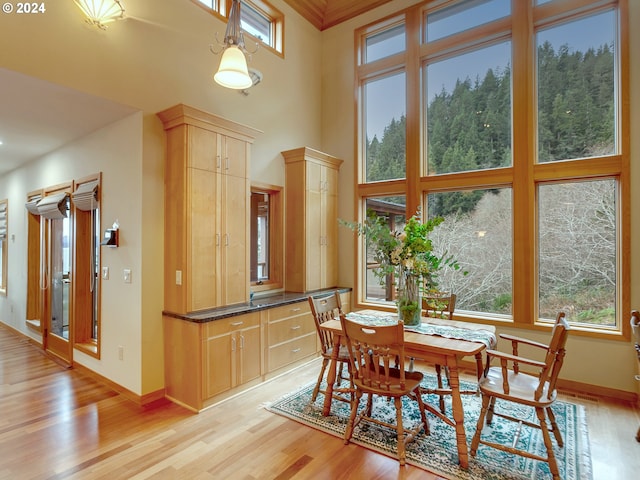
[268,302,310,322]
[268,333,317,371]
[268,315,315,346]
[204,312,260,338]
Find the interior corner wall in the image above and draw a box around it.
[0,113,146,395]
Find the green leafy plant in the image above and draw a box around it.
[340,207,466,295]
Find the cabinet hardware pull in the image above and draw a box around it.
[216,155,221,169]
[225,234,229,246]
[230,321,243,326]
[292,348,301,353]
[240,335,244,348]
[291,325,301,330]
[225,156,229,170]
[216,234,220,246]
[290,308,301,312]
[232,337,236,351]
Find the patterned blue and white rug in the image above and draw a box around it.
[266,375,592,480]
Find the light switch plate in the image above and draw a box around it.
[123,269,131,283]
[102,266,109,280]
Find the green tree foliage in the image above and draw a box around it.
[368,43,614,187]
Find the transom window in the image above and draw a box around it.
[192,0,283,55]
[354,0,628,335]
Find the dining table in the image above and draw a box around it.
[319,309,497,469]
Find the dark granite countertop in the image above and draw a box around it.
[162,287,351,323]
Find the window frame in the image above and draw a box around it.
[72,173,102,358]
[353,0,630,340]
[249,182,283,293]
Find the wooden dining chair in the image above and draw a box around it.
[470,312,570,480]
[421,292,457,413]
[308,292,353,403]
[340,313,429,465]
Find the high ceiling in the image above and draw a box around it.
[282,0,395,30]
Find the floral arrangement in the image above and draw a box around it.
[341,208,464,325]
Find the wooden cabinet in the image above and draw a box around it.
[267,301,317,372]
[163,311,263,411]
[282,147,343,292]
[203,313,261,398]
[158,104,260,313]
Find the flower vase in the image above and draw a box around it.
[396,270,421,327]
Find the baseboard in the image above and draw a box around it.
[557,377,638,404]
[72,362,166,407]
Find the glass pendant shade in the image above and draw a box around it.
[214,46,253,90]
[74,0,124,29]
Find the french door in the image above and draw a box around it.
[43,197,73,365]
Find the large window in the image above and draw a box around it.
[355,0,628,336]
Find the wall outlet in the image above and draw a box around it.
[176,270,182,285]
[118,346,124,361]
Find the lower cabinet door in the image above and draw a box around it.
[203,333,233,399]
[238,325,261,384]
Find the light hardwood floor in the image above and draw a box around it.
[1,325,638,479]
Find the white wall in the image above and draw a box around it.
[0,113,145,393]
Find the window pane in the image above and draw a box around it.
[537,11,616,162]
[426,42,512,175]
[364,72,406,182]
[427,188,513,315]
[538,180,616,326]
[426,0,510,43]
[241,1,271,44]
[196,0,215,8]
[365,24,405,63]
[364,196,406,303]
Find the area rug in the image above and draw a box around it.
[266,375,592,480]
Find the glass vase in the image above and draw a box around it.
[396,270,421,327]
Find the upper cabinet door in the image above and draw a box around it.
[221,135,248,179]
[188,125,218,171]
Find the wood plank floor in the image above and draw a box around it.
[1,325,638,479]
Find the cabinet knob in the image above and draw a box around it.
[291,325,301,330]
[291,348,301,353]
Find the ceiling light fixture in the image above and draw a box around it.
[74,0,125,30]
[210,0,260,90]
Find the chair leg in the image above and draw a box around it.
[394,396,406,465]
[546,406,563,447]
[486,396,497,424]
[435,364,446,413]
[311,358,329,402]
[344,391,361,445]
[470,394,491,456]
[413,387,430,435]
[536,407,561,480]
